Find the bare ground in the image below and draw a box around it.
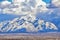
[0,32,60,40]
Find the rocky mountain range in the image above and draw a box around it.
[0,15,58,32]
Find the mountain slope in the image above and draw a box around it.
[0,16,58,32]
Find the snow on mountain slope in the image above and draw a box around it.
[0,16,58,32]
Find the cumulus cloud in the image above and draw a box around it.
[0,0,49,15]
[1,1,11,6]
[52,0,60,7]
[20,0,25,2]
[0,9,2,13]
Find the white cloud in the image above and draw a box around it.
[20,0,25,2]
[1,0,48,15]
[1,1,11,6]
[0,9,1,11]
[14,0,25,2]
[36,0,48,11]
[52,0,60,7]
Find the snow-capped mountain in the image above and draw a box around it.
[0,15,58,32]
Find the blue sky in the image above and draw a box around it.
[43,0,51,3]
[0,0,12,2]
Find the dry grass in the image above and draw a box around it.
[0,32,60,40]
[0,35,60,40]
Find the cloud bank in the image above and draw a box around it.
[0,0,48,15]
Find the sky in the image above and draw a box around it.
[0,0,12,2]
[42,0,51,3]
